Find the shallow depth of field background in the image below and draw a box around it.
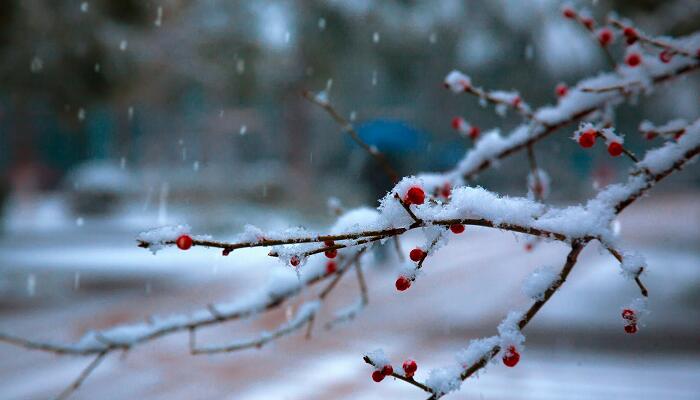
[0,1,699,399]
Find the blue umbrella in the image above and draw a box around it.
[352,119,429,155]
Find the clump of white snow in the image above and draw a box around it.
[522,266,559,300]
[444,70,471,93]
[137,225,190,254]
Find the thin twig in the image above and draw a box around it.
[394,193,422,224]
[54,350,108,400]
[302,90,400,183]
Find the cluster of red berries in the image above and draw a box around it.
[404,186,425,205]
[562,7,593,30]
[578,129,624,157]
[176,235,193,250]
[451,117,480,139]
[371,364,394,382]
[622,308,638,334]
[324,240,338,259]
[502,345,520,367]
[372,360,419,382]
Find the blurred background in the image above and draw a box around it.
[0,0,698,399]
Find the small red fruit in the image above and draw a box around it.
[644,132,657,140]
[372,370,385,382]
[598,28,613,46]
[582,17,594,30]
[451,117,463,130]
[621,308,635,321]
[502,346,520,367]
[440,183,452,198]
[290,256,300,267]
[555,83,568,98]
[324,240,335,247]
[405,186,425,205]
[512,96,522,107]
[326,261,337,275]
[381,365,394,376]
[608,142,623,157]
[562,8,576,19]
[578,130,596,148]
[659,50,673,63]
[525,243,533,252]
[409,248,425,262]
[624,323,638,334]
[468,125,480,139]
[450,224,465,234]
[176,235,193,250]
[626,53,642,67]
[325,249,338,259]
[395,276,411,291]
[403,360,418,377]
[623,27,637,39]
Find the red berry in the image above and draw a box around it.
[395,276,411,291]
[582,17,594,30]
[555,83,568,98]
[578,130,596,148]
[624,323,638,334]
[326,261,337,275]
[525,243,533,252]
[608,142,623,157]
[222,248,231,256]
[450,224,465,234]
[451,117,463,130]
[468,126,480,139]
[325,249,338,259]
[324,240,335,247]
[176,235,193,250]
[623,27,637,39]
[512,96,521,107]
[621,309,636,321]
[405,186,425,205]
[644,132,657,140]
[372,370,385,382]
[409,248,425,262]
[659,50,673,63]
[626,53,642,67]
[502,346,520,367]
[562,8,576,19]
[598,28,613,46]
[403,360,418,376]
[440,183,452,198]
[381,365,394,376]
[290,256,300,267]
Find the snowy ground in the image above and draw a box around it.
[0,193,698,399]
